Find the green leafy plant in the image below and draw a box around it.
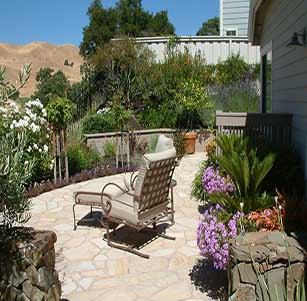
[175,78,212,130]
[68,142,102,175]
[0,100,52,184]
[80,0,175,57]
[213,134,275,213]
[82,111,116,134]
[46,97,76,131]
[109,93,133,131]
[33,68,71,105]
[104,140,116,158]
[0,132,34,228]
[197,17,219,36]
[0,63,31,103]
[173,131,186,158]
[46,97,76,180]
[191,160,209,203]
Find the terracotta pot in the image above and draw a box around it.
[183,131,197,154]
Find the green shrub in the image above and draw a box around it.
[104,140,116,157]
[209,85,260,113]
[46,97,75,131]
[68,142,102,175]
[250,137,305,198]
[191,160,209,203]
[0,100,53,184]
[82,112,116,134]
[0,132,34,228]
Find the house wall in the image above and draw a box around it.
[132,36,260,64]
[221,0,250,36]
[259,0,307,174]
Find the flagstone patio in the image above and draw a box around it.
[27,153,215,301]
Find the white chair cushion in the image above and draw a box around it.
[122,172,138,191]
[134,147,176,197]
[155,135,174,153]
[74,190,138,224]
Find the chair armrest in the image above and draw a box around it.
[101,182,128,195]
[130,169,139,190]
[74,190,113,215]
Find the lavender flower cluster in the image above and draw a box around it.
[197,205,244,270]
[202,165,235,195]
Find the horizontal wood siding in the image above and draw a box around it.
[222,0,250,36]
[259,0,307,173]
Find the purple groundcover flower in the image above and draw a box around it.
[197,205,244,270]
[202,166,235,195]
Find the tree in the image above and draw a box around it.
[80,0,118,57]
[116,0,148,36]
[196,17,219,36]
[80,0,175,57]
[90,38,154,110]
[149,11,175,36]
[46,97,75,180]
[33,68,71,105]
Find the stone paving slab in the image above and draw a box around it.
[28,153,215,301]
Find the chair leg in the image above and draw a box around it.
[72,203,77,231]
[144,226,176,241]
[156,232,176,240]
[170,188,175,225]
[100,218,150,259]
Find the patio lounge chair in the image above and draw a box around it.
[73,146,177,258]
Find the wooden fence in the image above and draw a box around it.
[216,111,293,149]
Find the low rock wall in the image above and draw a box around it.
[228,231,306,301]
[85,128,212,155]
[0,230,61,301]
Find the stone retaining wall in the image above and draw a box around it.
[0,230,61,301]
[85,128,211,155]
[228,231,306,301]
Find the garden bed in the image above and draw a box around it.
[26,164,135,198]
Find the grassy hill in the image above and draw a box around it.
[0,42,83,97]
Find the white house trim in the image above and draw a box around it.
[248,0,265,44]
[260,40,272,56]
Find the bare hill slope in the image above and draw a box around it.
[0,42,83,97]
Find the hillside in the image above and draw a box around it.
[0,42,83,97]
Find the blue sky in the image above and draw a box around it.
[0,0,219,46]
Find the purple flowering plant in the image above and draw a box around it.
[202,165,235,196]
[197,204,244,270]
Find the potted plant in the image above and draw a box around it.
[175,78,211,154]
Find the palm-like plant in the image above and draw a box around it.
[213,134,275,213]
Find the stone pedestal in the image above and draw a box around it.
[228,231,306,301]
[0,229,61,301]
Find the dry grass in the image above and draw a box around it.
[0,42,83,97]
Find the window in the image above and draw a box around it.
[226,29,237,36]
[261,49,272,113]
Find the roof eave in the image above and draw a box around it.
[248,0,265,45]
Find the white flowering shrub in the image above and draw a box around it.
[0,99,52,183]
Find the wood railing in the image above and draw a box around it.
[216,111,293,147]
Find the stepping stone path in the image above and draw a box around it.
[28,153,215,300]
